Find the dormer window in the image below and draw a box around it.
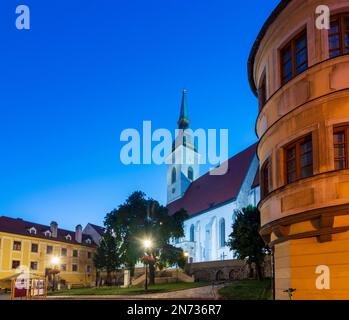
[85,238,92,244]
[65,234,72,241]
[28,227,37,235]
[44,230,52,237]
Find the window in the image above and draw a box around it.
[87,252,92,259]
[13,241,21,251]
[329,13,349,58]
[30,262,38,270]
[281,30,308,84]
[333,126,349,169]
[261,159,271,199]
[72,264,78,272]
[189,224,195,242]
[171,167,176,184]
[61,248,67,256]
[12,260,20,269]
[46,245,53,255]
[44,230,51,237]
[31,243,38,253]
[285,135,313,183]
[65,234,72,241]
[87,265,92,273]
[29,227,37,234]
[219,219,226,247]
[258,73,267,110]
[73,250,78,257]
[61,264,67,272]
[188,167,194,181]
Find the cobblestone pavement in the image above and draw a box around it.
[46,284,224,300]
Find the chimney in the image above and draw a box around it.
[50,221,58,238]
[75,224,82,243]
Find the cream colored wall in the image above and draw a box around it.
[253,0,349,300]
[0,232,96,286]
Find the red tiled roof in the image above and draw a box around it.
[167,143,257,217]
[0,216,96,247]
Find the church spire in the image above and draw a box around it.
[177,88,190,129]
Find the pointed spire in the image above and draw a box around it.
[178,88,190,129]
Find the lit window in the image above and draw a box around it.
[61,248,67,256]
[281,30,308,84]
[61,264,67,272]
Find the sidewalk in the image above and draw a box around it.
[47,284,224,300]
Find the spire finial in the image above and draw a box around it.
[178,88,190,129]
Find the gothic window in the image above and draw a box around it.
[219,218,225,247]
[281,29,308,84]
[329,13,349,58]
[188,167,194,181]
[171,167,176,184]
[190,224,195,242]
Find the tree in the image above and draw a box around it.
[227,205,270,280]
[93,229,121,286]
[104,191,188,285]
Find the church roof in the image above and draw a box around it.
[167,143,258,217]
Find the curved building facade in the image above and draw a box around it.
[249,0,349,299]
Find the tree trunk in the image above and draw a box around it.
[255,262,264,281]
[149,263,155,285]
[106,271,112,286]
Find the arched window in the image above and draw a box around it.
[190,224,195,242]
[171,167,176,184]
[219,218,225,247]
[188,167,193,181]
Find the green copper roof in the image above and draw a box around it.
[177,88,190,129]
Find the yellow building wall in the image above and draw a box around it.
[0,232,96,288]
[275,228,349,300]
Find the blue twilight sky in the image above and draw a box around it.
[0,0,280,230]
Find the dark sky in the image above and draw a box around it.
[0,0,280,229]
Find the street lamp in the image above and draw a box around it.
[183,251,189,259]
[142,239,152,291]
[50,256,60,291]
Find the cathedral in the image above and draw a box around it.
[167,90,260,263]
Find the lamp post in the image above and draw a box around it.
[50,256,60,291]
[142,239,152,292]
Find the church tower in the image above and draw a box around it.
[167,89,200,204]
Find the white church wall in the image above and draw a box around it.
[175,153,260,264]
